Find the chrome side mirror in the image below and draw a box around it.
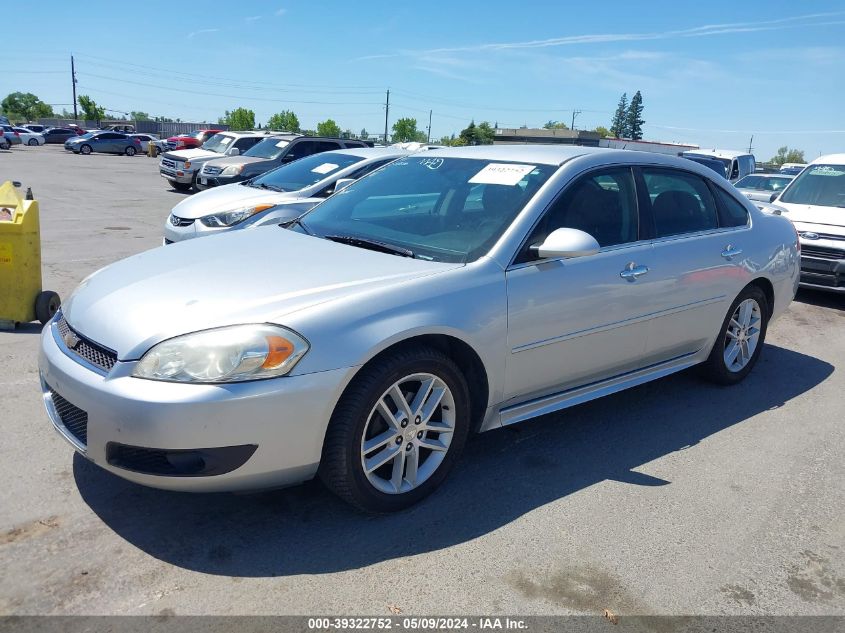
[531,227,600,259]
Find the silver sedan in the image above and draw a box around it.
[39,146,799,512]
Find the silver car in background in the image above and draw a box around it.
[164,147,408,243]
[39,146,799,512]
[734,173,794,202]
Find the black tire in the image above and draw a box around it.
[35,291,61,325]
[189,171,200,192]
[699,285,769,385]
[319,345,471,513]
[80,144,92,155]
[28,138,38,146]
[125,146,136,156]
[154,147,161,156]
[171,180,191,192]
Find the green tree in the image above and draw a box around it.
[593,126,610,138]
[625,90,645,140]
[392,117,420,142]
[0,92,54,122]
[316,118,342,137]
[770,146,806,166]
[459,120,478,145]
[266,110,300,133]
[610,93,628,138]
[219,107,256,130]
[543,120,569,130]
[360,128,369,139]
[476,121,496,144]
[77,95,105,121]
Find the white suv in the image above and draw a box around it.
[158,131,270,192]
[770,153,845,293]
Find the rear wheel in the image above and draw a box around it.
[80,144,92,155]
[319,346,471,513]
[699,285,769,385]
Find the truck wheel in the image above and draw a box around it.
[35,291,61,325]
[171,180,191,192]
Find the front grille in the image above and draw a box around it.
[56,315,118,373]
[50,391,88,446]
[169,215,194,227]
[161,158,176,168]
[802,246,845,260]
[203,166,222,176]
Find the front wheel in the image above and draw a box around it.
[80,144,92,155]
[319,346,471,513]
[170,180,191,192]
[125,146,136,156]
[699,285,769,385]
[28,138,38,146]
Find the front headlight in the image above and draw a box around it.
[221,164,244,176]
[133,324,309,383]
[199,204,274,227]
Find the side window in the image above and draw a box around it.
[642,168,718,238]
[713,186,750,228]
[234,137,260,151]
[348,159,392,180]
[521,168,639,262]
[312,141,342,153]
[729,160,740,180]
[285,141,314,161]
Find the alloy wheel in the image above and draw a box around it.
[724,298,762,372]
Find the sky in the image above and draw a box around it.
[3,0,843,160]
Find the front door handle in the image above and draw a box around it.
[620,262,649,281]
[721,245,743,260]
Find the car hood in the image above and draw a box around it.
[206,155,269,168]
[776,202,845,231]
[163,148,219,161]
[62,228,460,360]
[171,183,306,218]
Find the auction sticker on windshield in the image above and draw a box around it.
[810,166,845,176]
[311,163,339,175]
[469,163,535,186]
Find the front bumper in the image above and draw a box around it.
[798,240,845,293]
[159,167,195,184]
[39,316,352,492]
[195,173,244,190]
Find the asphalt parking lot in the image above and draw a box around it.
[1,145,844,617]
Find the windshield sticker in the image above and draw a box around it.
[220,137,232,145]
[311,163,339,175]
[275,140,290,148]
[420,158,444,170]
[809,166,845,177]
[469,163,536,186]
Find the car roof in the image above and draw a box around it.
[683,149,752,159]
[420,144,611,165]
[812,153,845,165]
[323,146,410,159]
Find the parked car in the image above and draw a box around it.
[196,135,370,190]
[682,155,727,179]
[64,131,142,156]
[21,123,46,134]
[40,146,799,511]
[733,173,794,202]
[779,163,807,176]
[767,154,845,293]
[682,150,756,182]
[166,129,224,151]
[159,131,269,191]
[99,124,136,134]
[12,127,45,146]
[128,133,163,155]
[1,125,22,148]
[166,147,408,243]
[42,128,80,144]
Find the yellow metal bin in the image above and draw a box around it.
[0,181,60,329]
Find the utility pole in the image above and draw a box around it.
[571,109,581,130]
[747,135,754,155]
[426,109,432,144]
[71,55,78,120]
[383,89,390,144]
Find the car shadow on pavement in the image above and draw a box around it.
[74,343,833,577]
[794,289,845,312]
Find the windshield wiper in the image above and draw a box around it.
[324,234,414,258]
[281,216,314,235]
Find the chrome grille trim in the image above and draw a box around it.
[55,314,118,374]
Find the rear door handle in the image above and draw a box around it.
[721,245,743,260]
[620,263,649,281]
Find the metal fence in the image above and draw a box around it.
[36,119,229,136]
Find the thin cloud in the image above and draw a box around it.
[187,28,219,39]
[357,11,845,60]
[275,8,287,16]
[245,15,261,22]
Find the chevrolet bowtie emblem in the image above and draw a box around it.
[63,330,81,349]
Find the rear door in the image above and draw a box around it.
[636,166,750,363]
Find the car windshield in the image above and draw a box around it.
[779,164,845,208]
[244,137,291,160]
[252,152,364,191]
[201,134,234,153]
[735,175,793,191]
[295,157,557,263]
